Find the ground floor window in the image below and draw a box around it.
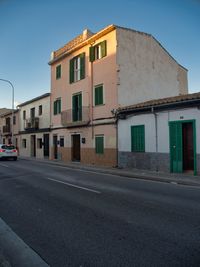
[131,125,145,152]
[22,139,27,148]
[95,135,104,154]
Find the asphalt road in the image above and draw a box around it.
[0,159,200,267]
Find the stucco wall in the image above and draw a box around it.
[118,107,200,172]
[19,96,50,131]
[116,28,188,107]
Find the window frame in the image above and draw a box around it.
[89,40,107,62]
[69,53,85,84]
[94,84,104,106]
[95,135,104,154]
[131,125,145,152]
[56,64,61,80]
[53,98,61,115]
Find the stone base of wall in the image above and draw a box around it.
[50,146,117,167]
[118,151,170,173]
[81,148,117,167]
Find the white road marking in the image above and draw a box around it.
[0,163,9,168]
[46,177,101,194]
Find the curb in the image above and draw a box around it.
[0,218,49,267]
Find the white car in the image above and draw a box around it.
[0,144,18,161]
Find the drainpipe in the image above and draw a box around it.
[152,107,158,172]
[90,43,94,139]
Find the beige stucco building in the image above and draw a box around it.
[0,108,19,146]
[49,24,188,167]
[17,93,50,158]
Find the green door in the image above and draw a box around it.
[72,93,82,122]
[169,122,183,173]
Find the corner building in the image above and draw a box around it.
[49,24,188,167]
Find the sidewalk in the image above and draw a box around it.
[19,156,200,187]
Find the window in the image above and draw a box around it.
[56,64,61,79]
[23,110,26,120]
[72,93,82,121]
[60,137,64,147]
[89,40,107,62]
[95,135,104,154]
[22,139,26,148]
[54,98,61,115]
[13,115,16,125]
[37,138,42,149]
[69,53,85,83]
[94,84,104,106]
[131,125,145,152]
[39,105,42,116]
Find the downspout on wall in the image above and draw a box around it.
[152,106,158,172]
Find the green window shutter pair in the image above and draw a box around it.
[54,99,61,115]
[56,65,61,79]
[69,53,85,83]
[72,94,82,121]
[95,136,104,154]
[89,40,107,62]
[131,125,145,152]
[95,85,103,105]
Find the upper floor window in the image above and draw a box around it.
[94,84,104,106]
[69,53,85,83]
[23,110,26,120]
[89,40,107,62]
[56,64,61,80]
[54,98,61,115]
[39,105,42,116]
[13,115,16,125]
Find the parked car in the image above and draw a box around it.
[0,144,18,161]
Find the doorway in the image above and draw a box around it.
[169,120,196,174]
[43,134,49,157]
[31,135,36,157]
[72,134,80,161]
[53,135,58,159]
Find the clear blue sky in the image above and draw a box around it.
[0,0,199,108]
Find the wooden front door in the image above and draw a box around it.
[183,122,194,171]
[72,134,80,161]
[53,135,58,159]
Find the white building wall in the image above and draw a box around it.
[116,28,188,107]
[119,107,200,154]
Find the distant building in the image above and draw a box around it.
[48,24,188,167]
[0,108,19,145]
[117,92,200,175]
[17,93,50,158]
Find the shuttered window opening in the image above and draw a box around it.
[131,125,145,152]
[72,93,82,122]
[89,40,107,62]
[54,98,61,115]
[69,53,85,83]
[56,64,61,79]
[95,135,104,154]
[95,85,104,106]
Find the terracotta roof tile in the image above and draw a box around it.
[119,92,200,112]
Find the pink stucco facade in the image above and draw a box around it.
[49,24,188,167]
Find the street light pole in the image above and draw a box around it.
[0,79,15,144]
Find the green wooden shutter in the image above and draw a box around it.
[56,65,61,79]
[72,95,76,121]
[95,136,104,154]
[58,99,61,114]
[80,53,85,80]
[78,93,82,121]
[131,125,145,152]
[101,40,107,58]
[169,122,183,173]
[89,46,95,62]
[53,101,57,115]
[95,85,103,105]
[69,58,74,84]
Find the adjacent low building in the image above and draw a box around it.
[117,92,200,175]
[17,93,50,158]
